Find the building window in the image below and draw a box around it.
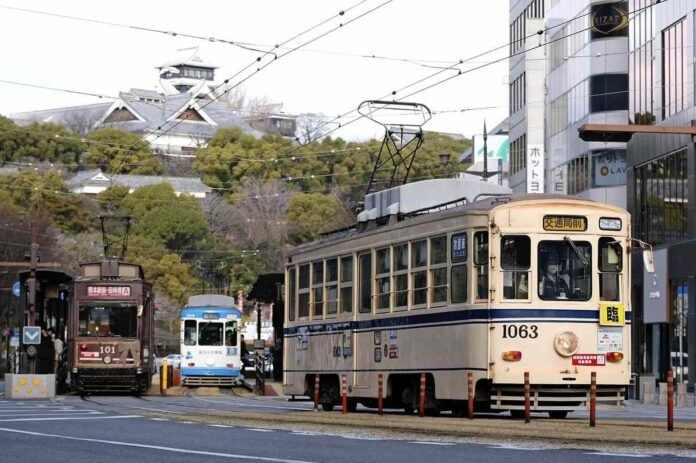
[509,73,526,115]
[662,17,686,119]
[629,0,655,124]
[634,148,688,245]
[567,154,591,195]
[510,133,527,175]
[670,279,689,384]
[590,74,629,113]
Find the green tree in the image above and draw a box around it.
[0,116,85,168]
[85,128,162,175]
[287,192,353,243]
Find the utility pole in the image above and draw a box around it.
[27,203,38,327]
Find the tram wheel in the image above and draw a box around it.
[548,411,569,419]
[321,402,334,412]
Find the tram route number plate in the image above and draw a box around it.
[571,353,606,366]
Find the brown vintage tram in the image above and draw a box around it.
[68,260,155,394]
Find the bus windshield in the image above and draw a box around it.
[538,240,591,301]
[78,303,137,337]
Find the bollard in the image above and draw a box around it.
[467,371,474,420]
[524,371,530,423]
[419,372,426,417]
[590,371,596,427]
[161,359,168,396]
[342,374,347,414]
[667,370,674,432]
[378,373,384,416]
[313,374,320,411]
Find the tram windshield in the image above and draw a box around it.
[78,303,137,337]
[538,240,591,301]
[198,322,223,346]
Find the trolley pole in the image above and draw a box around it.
[524,371,530,423]
[667,370,674,432]
[590,371,596,427]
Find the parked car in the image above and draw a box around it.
[164,354,182,368]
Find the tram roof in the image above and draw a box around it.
[185,294,237,309]
[289,193,621,257]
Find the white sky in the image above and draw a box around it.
[0,0,510,141]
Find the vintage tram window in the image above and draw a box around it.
[474,231,489,300]
[501,235,531,300]
[538,240,592,301]
[393,244,409,310]
[359,252,372,313]
[288,267,296,321]
[312,261,324,318]
[225,321,238,346]
[394,244,408,271]
[430,236,448,304]
[339,256,353,314]
[411,240,428,307]
[199,322,223,346]
[599,237,622,301]
[451,265,468,303]
[184,319,197,345]
[326,258,338,315]
[376,247,391,311]
[78,303,137,337]
[298,264,310,318]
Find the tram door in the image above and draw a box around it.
[353,252,372,387]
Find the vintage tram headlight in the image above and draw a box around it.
[553,331,579,357]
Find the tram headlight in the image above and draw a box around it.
[553,331,579,357]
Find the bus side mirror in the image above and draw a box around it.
[643,249,655,273]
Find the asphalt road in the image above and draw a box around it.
[1,394,696,462]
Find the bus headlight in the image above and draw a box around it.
[554,331,579,357]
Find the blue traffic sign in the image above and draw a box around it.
[12,281,20,298]
[23,326,41,345]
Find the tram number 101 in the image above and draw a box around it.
[502,324,538,339]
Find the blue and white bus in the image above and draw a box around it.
[180,294,242,386]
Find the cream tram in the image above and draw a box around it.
[283,179,637,417]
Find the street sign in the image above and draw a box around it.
[12,281,20,298]
[23,326,41,345]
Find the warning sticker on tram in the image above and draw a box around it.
[543,215,587,231]
[572,354,606,366]
[599,303,625,326]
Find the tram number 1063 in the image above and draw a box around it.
[502,324,539,339]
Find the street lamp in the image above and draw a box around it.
[439,150,451,167]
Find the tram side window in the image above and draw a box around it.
[326,258,338,315]
[340,256,353,314]
[359,253,372,313]
[474,232,489,299]
[451,265,468,303]
[538,240,592,301]
[599,237,622,301]
[393,243,409,310]
[288,267,296,321]
[430,236,448,304]
[411,240,428,307]
[199,322,223,346]
[298,264,310,318]
[184,319,197,346]
[312,261,324,318]
[225,321,238,346]
[376,247,391,311]
[501,235,531,300]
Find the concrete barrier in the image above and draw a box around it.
[4,374,55,399]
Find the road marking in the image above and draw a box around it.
[0,427,319,463]
[209,424,233,428]
[191,395,311,411]
[585,453,652,458]
[0,412,101,417]
[247,428,274,432]
[489,444,542,451]
[0,415,141,422]
[409,441,455,446]
[149,418,169,421]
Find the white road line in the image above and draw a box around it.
[586,453,652,458]
[0,415,141,422]
[0,427,319,463]
[489,445,542,451]
[409,441,456,446]
[191,395,311,411]
[247,428,274,432]
[0,412,101,417]
[209,424,233,428]
[149,418,169,421]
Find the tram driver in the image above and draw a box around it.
[539,253,570,299]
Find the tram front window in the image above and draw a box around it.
[184,320,197,346]
[78,303,137,337]
[538,240,591,301]
[225,321,238,346]
[199,322,223,346]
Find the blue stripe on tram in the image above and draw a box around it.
[284,308,632,335]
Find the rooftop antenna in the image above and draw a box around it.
[466,119,499,182]
[97,215,133,260]
[358,100,431,195]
